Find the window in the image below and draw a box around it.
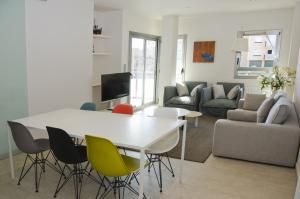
[235,30,282,79]
[176,35,187,82]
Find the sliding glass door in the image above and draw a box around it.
[129,32,159,108]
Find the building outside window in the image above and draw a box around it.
[235,30,282,79]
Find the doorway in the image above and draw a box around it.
[129,32,160,108]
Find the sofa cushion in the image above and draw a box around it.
[168,96,195,106]
[190,84,204,97]
[227,109,257,122]
[266,97,291,124]
[227,85,240,100]
[243,93,266,111]
[203,99,237,109]
[176,82,189,96]
[257,97,275,123]
[213,85,226,99]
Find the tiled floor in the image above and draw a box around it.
[0,153,297,199]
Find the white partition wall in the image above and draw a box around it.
[25,0,94,115]
[0,0,28,157]
[158,15,179,105]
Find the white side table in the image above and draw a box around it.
[186,111,203,127]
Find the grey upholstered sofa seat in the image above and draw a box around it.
[200,82,244,117]
[213,96,300,167]
[163,81,207,111]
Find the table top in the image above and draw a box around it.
[186,111,203,118]
[15,109,185,150]
[139,106,190,118]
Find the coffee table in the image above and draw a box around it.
[185,111,203,127]
[140,106,190,118]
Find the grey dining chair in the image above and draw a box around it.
[7,121,52,192]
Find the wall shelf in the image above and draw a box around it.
[93,52,110,56]
[93,34,111,39]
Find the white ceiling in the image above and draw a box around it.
[95,0,298,19]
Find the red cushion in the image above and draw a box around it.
[112,104,134,115]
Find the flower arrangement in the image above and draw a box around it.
[258,66,296,91]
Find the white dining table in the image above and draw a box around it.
[8,109,187,199]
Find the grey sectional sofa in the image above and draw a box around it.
[213,96,300,167]
[200,82,244,118]
[163,81,207,111]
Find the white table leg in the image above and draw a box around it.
[180,120,187,183]
[138,149,145,199]
[195,117,199,127]
[7,124,15,179]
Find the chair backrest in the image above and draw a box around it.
[80,102,96,111]
[112,104,134,115]
[85,135,130,177]
[46,126,80,164]
[7,121,39,154]
[153,108,178,120]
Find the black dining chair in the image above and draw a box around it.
[46,126,89,199]
[7,121,51,192]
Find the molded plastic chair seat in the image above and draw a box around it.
[35,139,50,151]
[146,131,179,154]
[112,104,134,115]
[121,154,140,173]
[7,121,52,192]
[80,102,96,111]
[76,145,88,163]
[145,108,179,192]
[85,135,147,198]
[46,127,88,198]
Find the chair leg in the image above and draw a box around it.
[158,156,163,192]
[165,153,175,177]
[17,154,29,185]
[34,154,39,192]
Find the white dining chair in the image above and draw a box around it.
[146,108,179,192]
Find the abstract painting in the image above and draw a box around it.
[193,41,215,63]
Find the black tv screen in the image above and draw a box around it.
[101,72,131,101]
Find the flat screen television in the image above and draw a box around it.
[101,72,131,102]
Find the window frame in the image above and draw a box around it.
[176,34,187,82]
[234,29,282,79]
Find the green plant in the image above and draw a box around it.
[258,66,296,91]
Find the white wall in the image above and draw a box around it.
[122,11,162,71]
[93,10,123,78]
[25,0,94,115]
[179,8,293,93]
[289,2,300,68]
[158,16,179,104]
[294,49,300,199]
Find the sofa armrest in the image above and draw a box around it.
[238,99,245,109]
[194,86,205,110]
[227,109,257,122]
[213,119,300,167]
[200,87,212,105]
[163,86,177,105]
[235,88,244,106]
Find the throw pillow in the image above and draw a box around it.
[266,97,291,124]
[176,82,189,96]
[243,93,266,111]
[273,91,287,102]
[257,97,275,123]
[190,84,204,97]
[227,85,240,100]
[213,85,226,99]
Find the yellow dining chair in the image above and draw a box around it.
[85,135,146,199]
